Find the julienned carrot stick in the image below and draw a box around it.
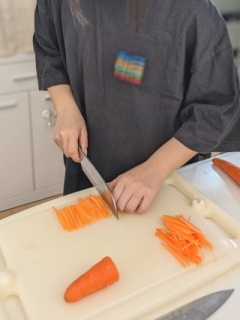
[161,243,188,268]
[155,215,214,267]
[53,195,112,232]
[64,256,120,302]
[212,157,240,186]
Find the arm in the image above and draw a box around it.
[109,138,197,214]
[33,1,87,161]
[48,85,88,162]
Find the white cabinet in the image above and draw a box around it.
[0,92,34,199]
[211,0,240,69]
[30,90,64,190]
[211,0,240,13]
[0,62,38,95]
[0,54,64,211]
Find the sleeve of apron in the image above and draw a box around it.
[33,0,70,90]
[173,4,240,154]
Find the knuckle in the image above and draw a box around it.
[53,135,60,143]
[117,202,125,212]
[59,130,67,137]
[68,149,76,155]
[145,187,155,197]
[126,205,134,213]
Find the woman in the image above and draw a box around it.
[34,0,240,213]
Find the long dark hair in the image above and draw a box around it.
[67,0,150,32]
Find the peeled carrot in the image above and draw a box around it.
[212,157,240,186]
[53,195,112,232]
[155,215,214,267]
[64,256,120,302]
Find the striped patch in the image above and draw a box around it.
[114,51,147,85]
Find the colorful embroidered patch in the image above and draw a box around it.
[114,51,147,85]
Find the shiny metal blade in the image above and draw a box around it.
[79,148,119,220]
[157,289,234,320]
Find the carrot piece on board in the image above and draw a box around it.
[175,215,202,233]
[53,194,112,232]
[161,243,188,268]
[155,214,213,267]
[212,157,240,186]
[64,256,120,303]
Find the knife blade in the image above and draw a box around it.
[156,289,234,320]
[79,147,119,220]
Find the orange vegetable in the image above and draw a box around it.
[64,256,120,302]
[155,215,213,267]
[212,157,240,186]
[53,195,112,232]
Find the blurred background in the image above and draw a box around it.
[0,0,240,215]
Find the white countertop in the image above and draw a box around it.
[145,152,240,320]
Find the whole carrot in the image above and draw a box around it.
[64,256,120,302]
[212,158,240,186]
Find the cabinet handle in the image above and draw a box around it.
[44,95,52,101]
[41,109,52,127]
[13,73,37,82]
[0,101,17,109]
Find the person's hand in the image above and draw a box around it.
[108,161,165,214]
[53,105,88,162]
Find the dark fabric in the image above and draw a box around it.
[34,0,240,193]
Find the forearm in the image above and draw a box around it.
[147,138,198,180]
[48,84,79,115]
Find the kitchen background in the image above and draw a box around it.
[0,0,240,215]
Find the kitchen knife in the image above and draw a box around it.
[156,289,234,320]
[79,147,119,220]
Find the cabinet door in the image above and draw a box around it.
[30,90,65,190]
[0,93,34,200]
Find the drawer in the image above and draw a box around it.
[0,53,35,66]
[0,61,38,94]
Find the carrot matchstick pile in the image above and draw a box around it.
[52,195,112,231]
[155,214,213,267]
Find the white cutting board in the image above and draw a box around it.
[0,172,240,320]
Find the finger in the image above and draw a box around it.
[79,127,88,155]
[136,195,154,214]
[125,194,144,213]
[62,135,69,158]
[111,178,125,203]
[53,133,63,151]
[116,187,135,212]
[108,176,120,192]
[68,133,81,162]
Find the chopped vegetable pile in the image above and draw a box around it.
[52,195,111,231]
[155,214,213,267]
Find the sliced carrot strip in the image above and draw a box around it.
[53,195,112,232]
[161,243,188,268]
[155,214,214,268]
